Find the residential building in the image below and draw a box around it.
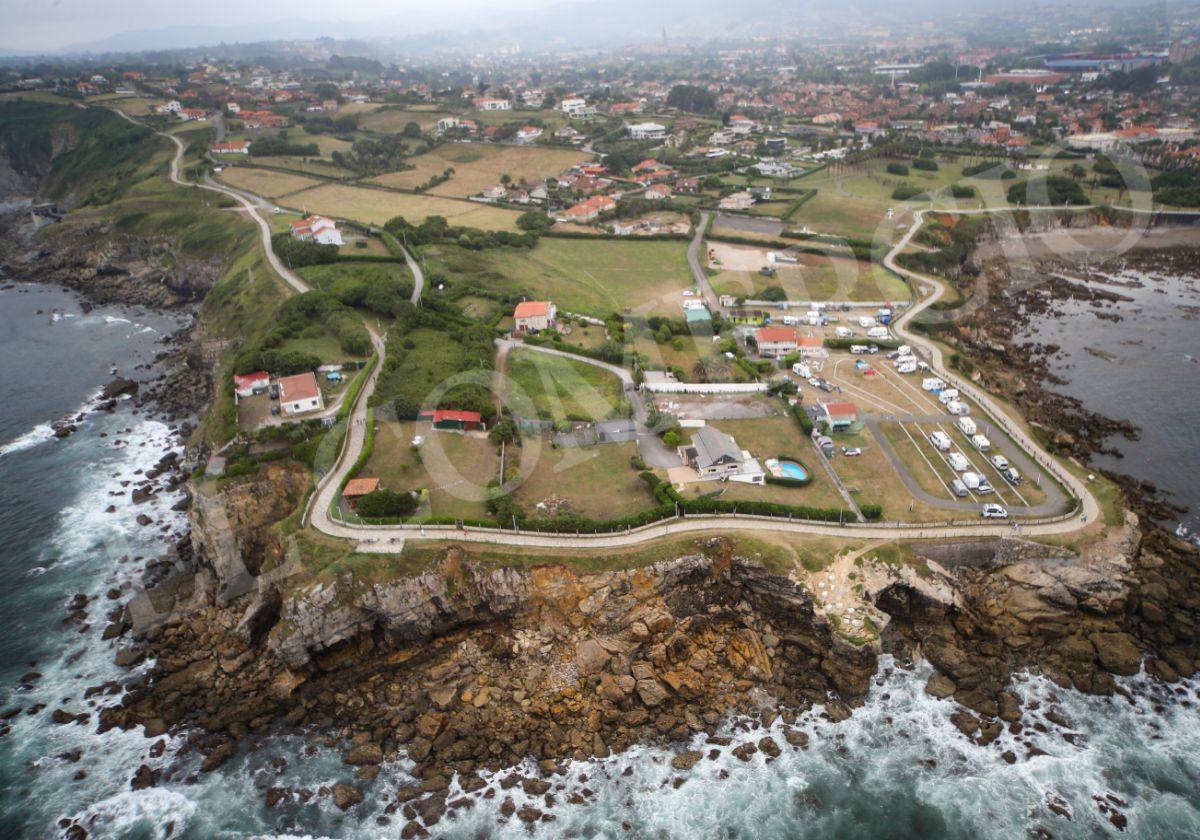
[516,125,543,143]
[557,194,617,223]
[627,122,667,140]
[755,326,800,358]
[211,140,250,154]
[278,372,323,415]
[821,401,858,430]
[475,98,511,110]
[290,215,343,246]
[513,300,557,333]
[232,371,269,400]
[560,97,594,117]
[418,409,483,430]
[683,426,746,479]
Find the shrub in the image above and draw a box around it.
[949,184,976,199]
[886,162,910,176]
[662,430,682,447]
[356,489,418,518]
[912,158,938,171]
[892,185,927,201]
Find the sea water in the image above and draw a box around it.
[1,282,1199,838]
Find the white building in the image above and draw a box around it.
[289,215,343,247]
[560,97,595,118]
[627,122,667,140]
[278,372,324,416]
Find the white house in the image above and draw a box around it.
[516,125,543,143]
[513,300,557,333]
[755,326,799,358]
[627,122,667,140]
[278,372,323,415]
[476,98,511,111]
[290,215,343,246]
[560,97,595,118]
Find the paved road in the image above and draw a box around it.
[496,338,679,469]
[116,110,312,296]
[687,212,720,312]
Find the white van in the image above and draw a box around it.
[956,417,977,436]
[897,345,912,357]
[951,479,968,498]
[929,431,952,452]
[971,434,992,452]
[990,454,1010,471]
[806,311,823,326]
[850,344,870,355]
[946,400,969,416]
[961,471,982,491]
[867,326,890,340]
[947,452,970,472]
[780,315,798,326]
[922,377,946,392]
[835,326,854,339]
[896,361,917,374]
[792,362,811,378]
[858,316,875,328]
[938,388,960,404]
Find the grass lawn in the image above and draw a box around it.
[372,327,480,408]
[360,108,461,133]
[217,166,324,199]
[424,238,694,319]
[712,253,911,302]
[364,420,497,520]
[371,143,590,197]
[291,182,522,229]
[275,324,366,366]
[631,333,749,382]
[512,442,651,521]
[298,260,414,295]
[826,426,941,522]
[507,349,626,423]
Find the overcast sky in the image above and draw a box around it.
[1,0,555,52]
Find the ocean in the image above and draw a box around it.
[1,281,1199,839]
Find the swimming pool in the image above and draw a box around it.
[778,460,809,480]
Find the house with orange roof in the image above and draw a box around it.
[278,372,323,416]
[342,477,380,509]
[513,300,558,333]
[556,194,617,223]
[755,326,800,359]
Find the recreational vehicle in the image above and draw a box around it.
[971,434,991,452]
[948,452,970,472]
[929,431,952,452]
[957,417,977,436]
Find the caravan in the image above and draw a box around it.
[896,360,917,374]
[867,326,890,340]
[929,431,952,452]
[858,316,875,328]
[923,377,946,392]
[971,434,992,452]
[850,344,870,355]
[956,417,977,436]
[946,400,969,416]
[938,388,960,405]
[835,326,854,339]
[947,452,970,472]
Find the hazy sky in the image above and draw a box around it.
[1,0,553,51]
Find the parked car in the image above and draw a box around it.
[842,447,862,456]
[1004,468,1023,486]
[981,504,1009,519]
[990,455,1010,471]
[976,479,995,494]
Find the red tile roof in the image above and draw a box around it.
[343,477,380,498]
[756,326,799,344]
[278,372,319,404]
[823,401,858,418]
[514,300,552,318]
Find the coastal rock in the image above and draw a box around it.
[332,783,363,810]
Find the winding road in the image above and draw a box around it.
[123,106,1100,549]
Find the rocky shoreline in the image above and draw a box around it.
[9,209,1200,837]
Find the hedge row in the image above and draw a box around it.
[822,336,902,350]
[542,229,690,242]
[780,190,818,221]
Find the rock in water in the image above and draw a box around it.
[332,783,363,810]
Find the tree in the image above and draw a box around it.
[516,210,551,233]
[760,285,787,302]
[393,395,420,420]
[662,430,682,447]
[356,489,418,518]
[489,416,519,444]
[666,84,716,115]
[403,121,422,138]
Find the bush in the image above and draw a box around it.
[949,184,976,199]
[892,185,927,201]
[912,158,938,171]
[1006,175,1088,206]
[962,161,1015,179]
[662,430,682,447]
[356,489,418,518]
[759,285,788,302]
[886,162,910,176]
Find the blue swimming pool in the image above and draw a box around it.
[778,460,808,480]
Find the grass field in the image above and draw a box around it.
[360,108,461,133]
[370,143,589,197]
[424,238,694,319]
[513,442,651,520]
[292,182,523,229]
[507,349,626,423]
[712,252,911,302]
[372,327,479,408]
[364,421,497,520]
[217,167,325,199]
[826,426,939,522]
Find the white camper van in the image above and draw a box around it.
[947,452,970,472]
[956,417,977,436]
[835,326,854,339]
[858,316,875,328]
[867,326,890,340]
[850,344,870,355]
[961,471,982,491]
[896,361,917,374]
[923,377,945,392]
[946,400,969,416]
[938,388,960,405]
[929,431,952,452]
[971,434,991,452]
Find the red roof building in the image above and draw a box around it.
[278,372,323,416]
[233,371,269,399]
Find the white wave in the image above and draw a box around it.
[0,423,55,457]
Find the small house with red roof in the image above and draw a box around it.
[233,371,270,400]
[342,477,380,509]
[278,372,323,416]
[821,401,858,431]
[418,409,483,431]
[513,300,557,333]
